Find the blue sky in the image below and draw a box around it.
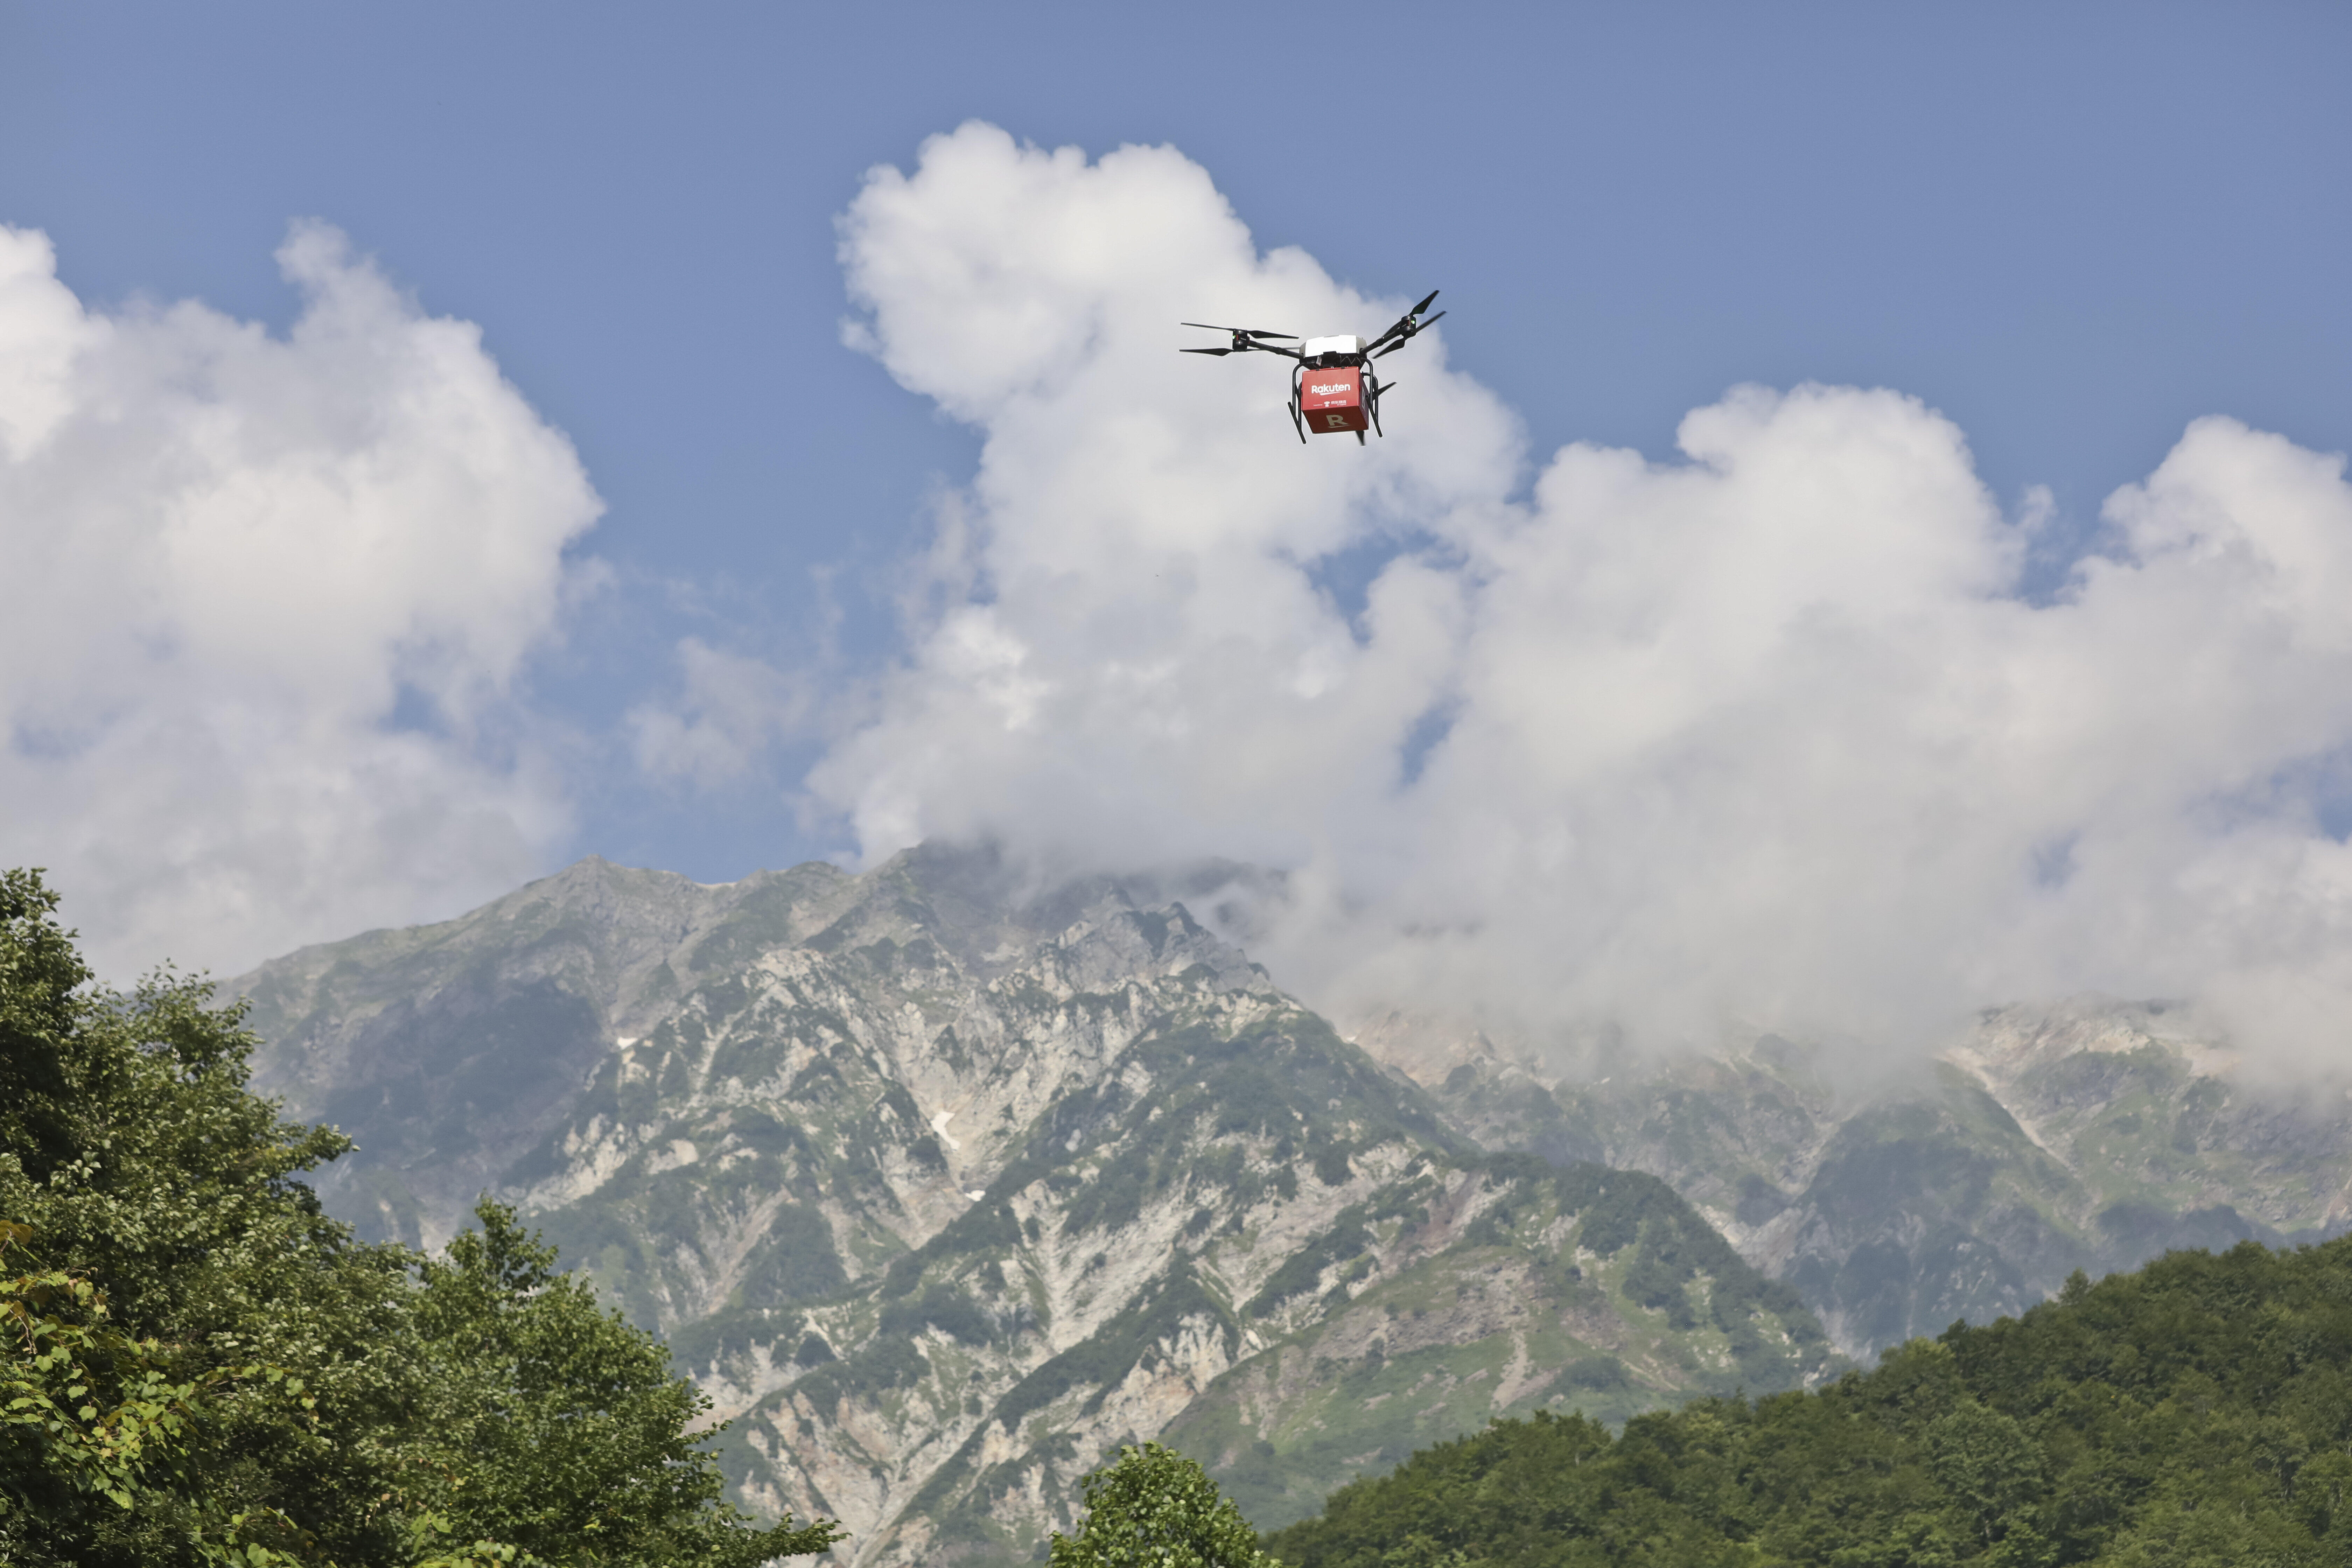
[7,2,2352,1023]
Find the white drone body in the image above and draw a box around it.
[1298,335,1368,360]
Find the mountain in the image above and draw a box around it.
[233,847,1836,1566]
[1150,1155,1828,1531]
[1353,999,2352,1358]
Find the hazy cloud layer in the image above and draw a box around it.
[0,222,600,978]
[814,122,2352,1068]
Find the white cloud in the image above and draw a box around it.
[812,122,2352,1070]
[629,637,812,788]
[0,220,600,978]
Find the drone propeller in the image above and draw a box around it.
[1180,323,1300,340]
[1373,311,1443,356]
[1365,290,1443,355]
[1180,346,1236,356]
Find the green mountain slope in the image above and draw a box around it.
[1268,1232,2352,1568]
[1161,1158,1828,1532]
[235,847,1836,1568]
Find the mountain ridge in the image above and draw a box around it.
[1352,996,2352,1356]
[232,846,1836,1565]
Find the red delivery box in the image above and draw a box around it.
[1298,366,1368,433]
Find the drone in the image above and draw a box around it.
[1181,290,1445,445]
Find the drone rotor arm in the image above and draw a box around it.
[1374,310,1446,358]
[1364,290,1443,354]
[1374,312,1445,357]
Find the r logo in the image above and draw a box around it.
[1324,413,1347,429]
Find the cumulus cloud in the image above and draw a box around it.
[811,121,2352,1069]
[0,221,600,978]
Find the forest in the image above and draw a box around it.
[0,868,841,1566]
[1267,1216,2352,1567]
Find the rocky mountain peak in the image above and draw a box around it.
[234,847,1836,1566]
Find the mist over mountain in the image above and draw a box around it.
[1355,1000,2352,1357]
[796,124,2352,1082]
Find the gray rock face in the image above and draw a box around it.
[234,846,1834,1566]
[237,847,1272,1251]
[1356,999,2352,1359]
[239,856,845,1248]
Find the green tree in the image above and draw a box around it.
[1924,1399,2045,1551]
[0,866,410,1565]
[1050,1442,1274,1568]
[0,867,841,1566]
[408,1198,841,1567]
[2,1230,206,1527]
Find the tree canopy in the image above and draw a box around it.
[1050,1442,1274,1568]
[1267,1232,2352,1568]
[0,867,842,1567]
